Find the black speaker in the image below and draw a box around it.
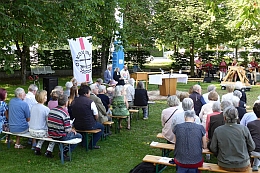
[43,77,58,102]
[203,77,212,83]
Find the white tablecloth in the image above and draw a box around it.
[149,74,188,85]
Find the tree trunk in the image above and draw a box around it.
[100,39,110,78]
[190,40,195,77]
[235,46,238,59]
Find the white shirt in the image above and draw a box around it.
[240,112,257,126]
[221,93,234,102]
[120,69,130,80]
[29,104,50,130]
[24,91,37,111]
[91,102,98,115]
[199,101,216,128]
[202,92,220,104]
[124,84,135,101]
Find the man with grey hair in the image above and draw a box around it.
[97,85,111,114]
[202,84,220,103]
[124,78,135,107]
[9,87,30,148]
[89,84,109,123]
[232,96,246,120]
[24,84,38,110]
[104,64,113,84]
[189,84,206,116]
[171,98,201,134]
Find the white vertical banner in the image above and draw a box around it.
[68,36,92,84]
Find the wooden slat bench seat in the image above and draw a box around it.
[129,109,140,120]
[103,121,114,139]
[188,78,204,82]
[143,155,258,173]
[75,129,101,151]
[150,142,212,157]
[2,131,81,164]
[156,133,167,140]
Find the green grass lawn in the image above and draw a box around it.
[1,76,260,172]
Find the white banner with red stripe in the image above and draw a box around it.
[68,36,92,84]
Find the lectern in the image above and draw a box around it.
[130,72,148,90]
[159,78,177,96]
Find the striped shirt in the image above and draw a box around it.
[47,106,71,139]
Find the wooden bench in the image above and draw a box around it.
[110,115,128,134]
[150,142,213,157]
[143,155,258,173]
[156,133,167,140]
[103,121,114,139]
[129,109,140,120]
[1,131,81,164]
[75,129,101,151]
[188,78,204,82]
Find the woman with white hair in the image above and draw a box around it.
[173,110,207,172]
[233,90,246,108]
[124,78,135,107]
[221,84,234,102]
[161,95,182,144]
[234,81,247,103]
[210,106,255,172]
[199,91,219,128]
[205,101,221,138]
[232,96,246,120]
[112,86,130,129]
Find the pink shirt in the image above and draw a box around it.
[48,100,58,110]
[205,111,221,138]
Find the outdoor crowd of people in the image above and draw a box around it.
[161,81,260,172]
[0,64,149,161]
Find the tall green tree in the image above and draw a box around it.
[0,0,102,84]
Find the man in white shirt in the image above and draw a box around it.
[24,84,38,110]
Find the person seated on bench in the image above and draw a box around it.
[112,85,130,129]
[29,90,55,158]
[89,84,111,123]
[71,85,103,149]
[48,94,82,160]
[173,110,207,172]
[210,106,255,172]
[247,101,260,171]
[24,84,38,111]
[9,88,30,149]
[97,85,111,115]
[171,98,201,140]
[0,88,11,143]
[134,81,149,120]
[124,78,135,107]
[48,90,62,110]
[161,95,182,144]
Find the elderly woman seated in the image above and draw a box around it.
[161,95,182,144]
[112,85,130,129]
[210,106,255,172]
[199,91,219,129]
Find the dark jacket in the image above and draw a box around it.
[71,96,96,130]
[189,91,205,116]
[113,71,125,85]
[134,89,148,106]
[234,89,247,104]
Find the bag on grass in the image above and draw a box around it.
[129,162,156,173]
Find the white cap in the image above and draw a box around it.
[65,81,73,88]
